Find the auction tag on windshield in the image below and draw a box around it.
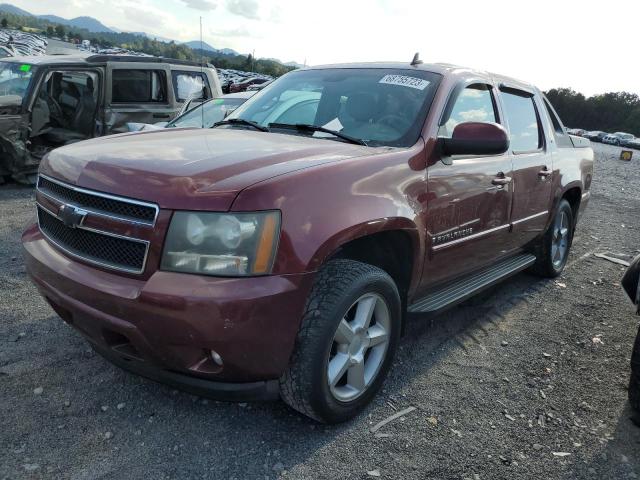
[379,75,429,90]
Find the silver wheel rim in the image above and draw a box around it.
[551,209,570,268]
[327,293,391,402]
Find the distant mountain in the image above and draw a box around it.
[39,15,115,33]
[284,61,305,69]
[130,31,175,43]
[183,40,218,52]
[0,3,31,17]
[183,41,239,56]
[0,4,115,33]
[218,48,239,55]
[37,14,68,24]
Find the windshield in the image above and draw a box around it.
[228,68,441,147]
[0,61,35,103]
[167,97,247,128]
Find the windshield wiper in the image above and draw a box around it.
[212,118,269,132]
[268,123,368,146]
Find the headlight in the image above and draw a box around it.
[161,211,280,276]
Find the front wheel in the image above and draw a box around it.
[279,259,401,423]
[630,326,640,415]
[530,199,574,278]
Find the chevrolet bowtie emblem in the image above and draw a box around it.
[58,204,88,229]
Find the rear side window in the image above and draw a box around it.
[172,71,209,102]
[442,84,497,136]
[543,99,564,134]
[111,69,167,103]
[500,90,541,153]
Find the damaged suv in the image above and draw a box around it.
[23,61,593,423]
[0,55,221,183]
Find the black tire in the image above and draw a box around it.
[279,259,401,423]
[630,326,640,413]
[530,199,574,278]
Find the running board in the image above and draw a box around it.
[408,253,536,314]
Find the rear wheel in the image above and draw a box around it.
[530,199,574,278]
[630,326,640,414]
[279,259,401,423]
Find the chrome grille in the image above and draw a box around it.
[37,206,149,274]
[37,175,158,225]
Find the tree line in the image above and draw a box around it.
[0,12,295,78]
[545,88,640,136]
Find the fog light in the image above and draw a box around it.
[210,350,223,366]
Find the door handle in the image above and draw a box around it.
[491,174,512,186]
[538,167,552,177]
[153,113,171,119]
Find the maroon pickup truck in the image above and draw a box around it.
[23,61,594,423]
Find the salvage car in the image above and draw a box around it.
[603,132,634,145]
[0,54,222,183]
[23,60,594,423]
[622,256,640,416]
[127,91,255,132]
[583,130,607,143]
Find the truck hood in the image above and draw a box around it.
[40,128,374,211]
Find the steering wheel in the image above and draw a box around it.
[46,94,64,125]
[377,113,411,132]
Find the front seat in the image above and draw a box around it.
[45,77,97,145]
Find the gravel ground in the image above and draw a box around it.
[1,143,639,480]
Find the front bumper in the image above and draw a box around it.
[22,223,315,399]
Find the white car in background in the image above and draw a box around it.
[624,137,640,150]
[603,132,634,146]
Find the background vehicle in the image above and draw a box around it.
[127,91,254,131]
[621,256,640,418]
[583,130,607,142]
[23,62,593,423]
[567,128,586,136]
[624,137,640,150]
[229,77,270,93]
[0,54,222,183]
[219,68,272,94]
[603,132,635,145]
[0,30,47,57]
[246,79,273,91]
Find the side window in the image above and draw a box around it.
[500,90,542,153]
[442,83,497,136]
[111,69,167,103]
[543,98,564,135]
[172,71,210,102]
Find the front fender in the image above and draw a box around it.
[231,142,428,280]
[309,217,422,271]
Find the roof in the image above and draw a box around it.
[0,54,91,65]
[303,61,537,93]
[0,54,214,69]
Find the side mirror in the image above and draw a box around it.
[439,122,509,158]
[622,255,640,312]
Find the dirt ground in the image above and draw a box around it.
[1,142,639,480]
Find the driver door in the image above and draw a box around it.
[422,83,515,289]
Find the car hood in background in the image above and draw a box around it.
[40,128,374,211]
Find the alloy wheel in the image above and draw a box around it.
[551,210,570,268]
[327,293,391,402]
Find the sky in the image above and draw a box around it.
[12,0,640,96]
